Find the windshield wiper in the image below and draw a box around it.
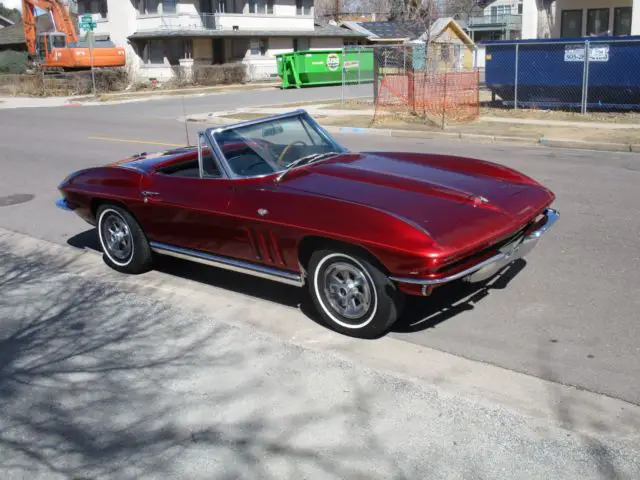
[275,151,339,183]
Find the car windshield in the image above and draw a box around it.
[209,112,346,178]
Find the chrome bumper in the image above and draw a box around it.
[55,198,74,211]
[390,208,560,288]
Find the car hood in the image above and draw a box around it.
[279,151,555,251]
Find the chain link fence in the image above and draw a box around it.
[371,42,481,129]
[484,37,640,114]
[340,45,376,105]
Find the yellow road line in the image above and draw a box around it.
[88,136,185,147]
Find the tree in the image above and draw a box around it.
[536,0,554,38]
[0,2,22,24]
[440,0,484,22]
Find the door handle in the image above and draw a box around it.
[141,191,160,197]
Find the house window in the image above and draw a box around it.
[143,40,165,64]
[613,7,632,36]
[250,38,267,56]
[296,0,309,15]
[293,38,309,51]
[560,10,582,38]
[163,0,177,13]
[587,8,610,36]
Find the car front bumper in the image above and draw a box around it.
[56,198,75,211]
[390,208,560,294]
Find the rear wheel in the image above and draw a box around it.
[307,249,405,339]
[96,204,153,274]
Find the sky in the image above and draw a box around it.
[2,0,22,11]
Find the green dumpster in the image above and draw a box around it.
[275,48,373,89]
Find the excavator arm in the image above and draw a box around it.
[21,0,79,55]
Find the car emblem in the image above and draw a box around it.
[257,208,268,217]
[472,196,490,207]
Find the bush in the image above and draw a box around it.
[192,62,247,86]
[0,51,29,74]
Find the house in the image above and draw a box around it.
[338,20,425,44]
[521,0,639,38]
[74,0,367,82]
[0,14,15,28]
[418,17,476,71]
[461,0,523,42]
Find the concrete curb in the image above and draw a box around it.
[326,126,636,153]
[73,82,280,103]
[185,115,638,154]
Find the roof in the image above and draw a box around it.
[0,14,15,27]
[419,17,474,45]
[129,24,367,40]
[339,21,425,41]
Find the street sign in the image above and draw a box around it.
[79,14,97,31]
[79,21,97,31]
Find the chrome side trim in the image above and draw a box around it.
[56,198,74,211]
[390,208,560,286]
[149,241,304,287]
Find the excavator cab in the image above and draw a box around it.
[36,32,67,61]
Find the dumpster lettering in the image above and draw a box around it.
[564,44,609,62]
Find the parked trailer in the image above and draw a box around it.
[484,35,640,110]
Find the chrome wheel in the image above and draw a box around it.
[101,211,133,262]
[322,261,372,321]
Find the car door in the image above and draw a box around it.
[135,139,240,256]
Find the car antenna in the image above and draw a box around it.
[181,93,191,147]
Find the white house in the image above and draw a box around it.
[521,0,639,38]
[465,0,523,42]
[74,0,366,81]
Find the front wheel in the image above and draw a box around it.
[96,204,153,274]
[307,249,405,339]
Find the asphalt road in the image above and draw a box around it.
[1,87,639,408]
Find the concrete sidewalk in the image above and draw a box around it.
[1,228,639,479]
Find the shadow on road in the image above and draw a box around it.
[0,248,417,479]
[67,228,528,339]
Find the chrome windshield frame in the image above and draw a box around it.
[203,109,348,180]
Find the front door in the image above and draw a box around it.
[139,173,237,255]
[212,38,224,64]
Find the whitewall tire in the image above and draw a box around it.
[307,248,405,339]
[96,204,153,274]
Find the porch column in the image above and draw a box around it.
[633,0,640,35]
[521,0,539,39]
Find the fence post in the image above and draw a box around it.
[373,48,379,106]
[581,40,590,114]
[514,43,519,110]
[341,46,345,107]
[442,71,447,130]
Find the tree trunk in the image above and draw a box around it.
[536,0,554,38]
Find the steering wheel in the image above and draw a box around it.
[277,140,307,165]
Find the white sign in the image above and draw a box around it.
[326,53,340,71]
[564,44,609,62]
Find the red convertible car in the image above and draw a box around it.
[56,109,559,338]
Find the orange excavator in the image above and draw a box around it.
[21,0,125,70]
